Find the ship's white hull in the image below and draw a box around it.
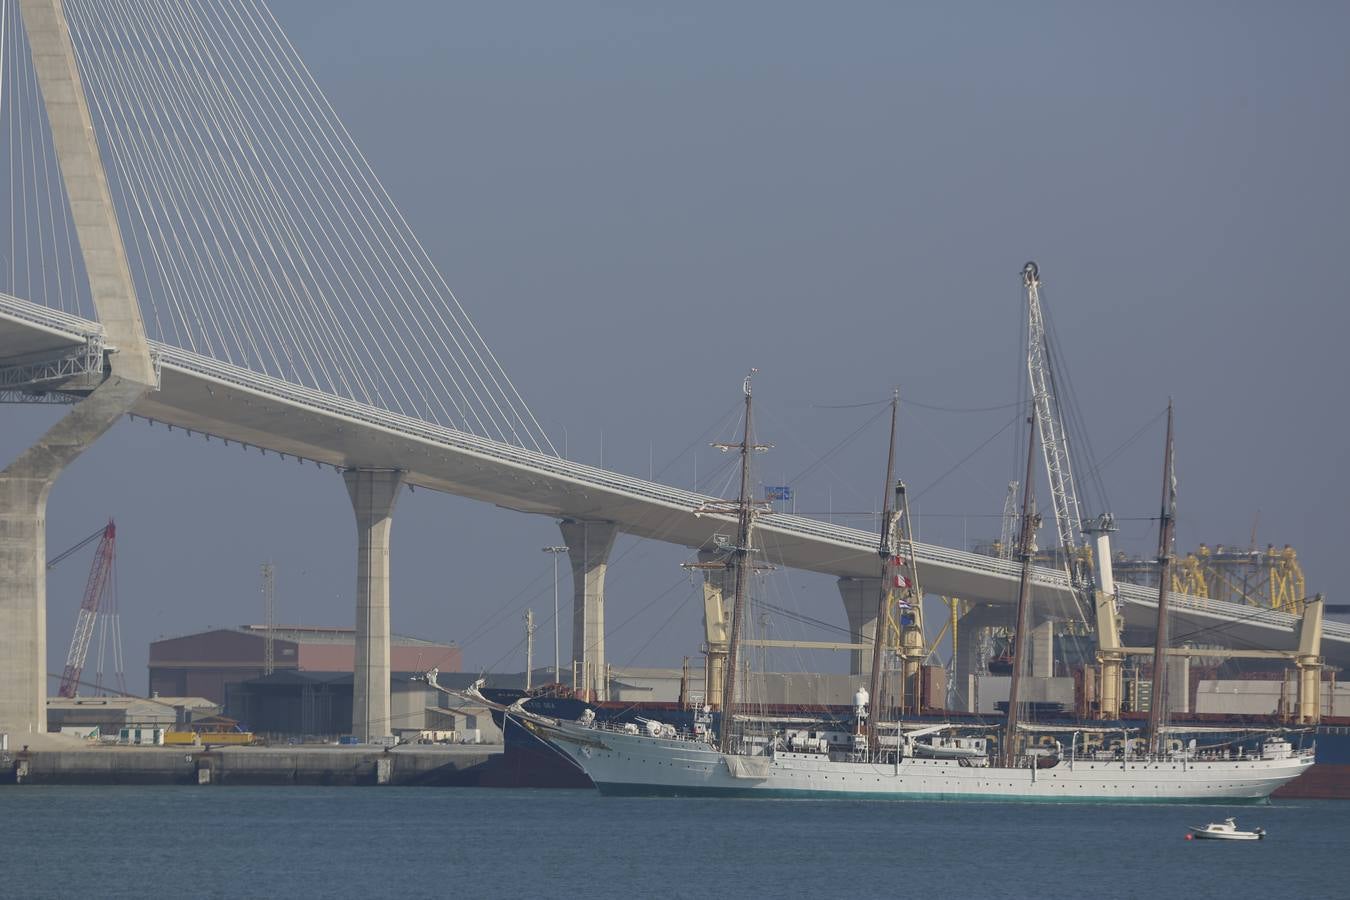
[542,723,1313,804]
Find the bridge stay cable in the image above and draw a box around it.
[1,2,88,319]
[77,0,449,425]
[6,0,557,453]
[76,0,393,410]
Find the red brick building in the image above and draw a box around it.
[148,625,461,705]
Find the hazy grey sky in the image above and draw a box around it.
[6,1,1348,689]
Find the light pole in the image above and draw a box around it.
[543,546,569,684]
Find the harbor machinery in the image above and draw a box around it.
[55,520,123,698]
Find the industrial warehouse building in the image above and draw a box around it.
[148,625,462,706]
[46,695,220,743]
[225,670,517,742]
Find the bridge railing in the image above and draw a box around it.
[0,292,103,340]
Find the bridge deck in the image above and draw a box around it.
[4,292,1345,667]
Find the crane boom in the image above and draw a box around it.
[1022,261,1088,586]
[46,524,108,570]
[58,520,117,698]
[997,480,1020,560]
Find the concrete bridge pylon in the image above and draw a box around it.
[838,576,882,678]
[950,604,1011,713]
[559,519,618,701]
[344,468,402,741]
[0,2,155,737]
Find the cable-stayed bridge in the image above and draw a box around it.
[0,0,1340,739]
[4,293,1344,694]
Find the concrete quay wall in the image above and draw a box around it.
[3,745,500,787]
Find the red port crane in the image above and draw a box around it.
[57,520,118,698]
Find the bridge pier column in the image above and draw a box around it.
[344,468,402,742]
[1167,653,1191,715]
[2,1,153,736]
[838,576,882,678]
[560,520,618,701]
[952,604,1010,712]
[0,379,146,737]
[0,477,52,737]
[1031,619,1056,678]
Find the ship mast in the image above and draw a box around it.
[1002,414,1040,767]
[1147,401,1177,756]
[866,390,901,755]
[718,370,763,753]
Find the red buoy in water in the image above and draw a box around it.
[1185,834,1194,841]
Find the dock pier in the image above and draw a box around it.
[4,744,501,787]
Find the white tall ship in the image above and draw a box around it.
[485,372,1315,804]
[534,717,1311,803]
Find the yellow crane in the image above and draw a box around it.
[1112,543,1307,614]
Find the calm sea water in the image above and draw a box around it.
[2,786,1347,898]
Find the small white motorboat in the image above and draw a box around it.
[1189,818,1266,841]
